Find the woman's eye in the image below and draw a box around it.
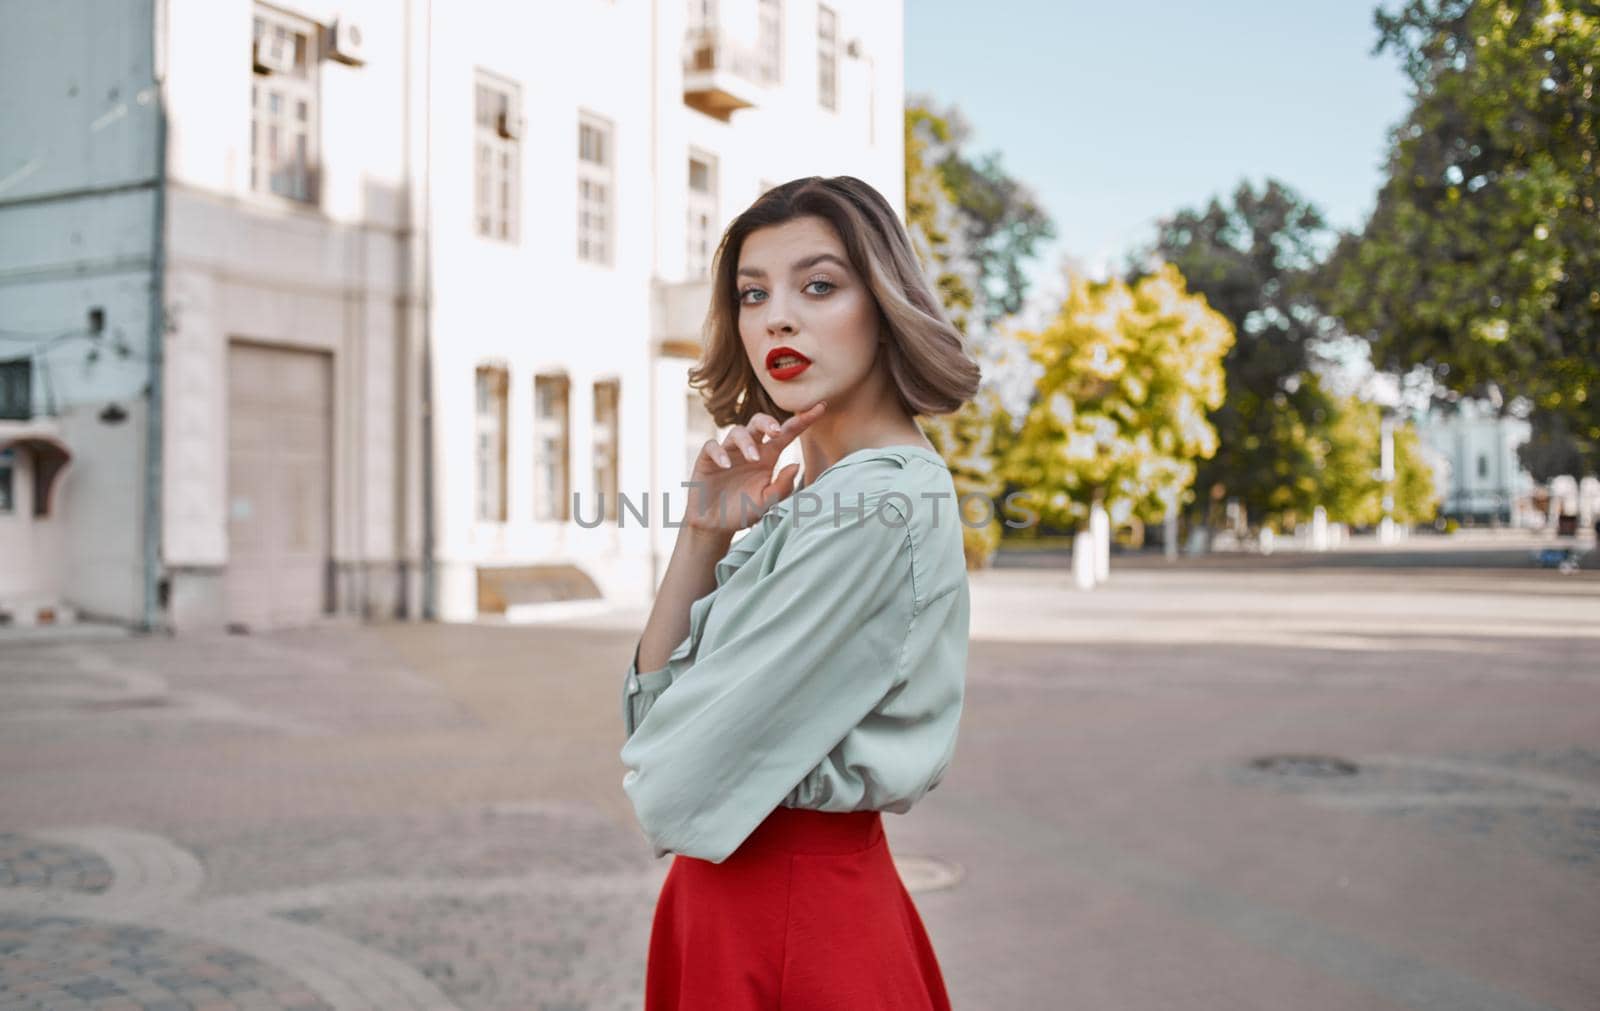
[805,280,835,295]
[739,288,766,304]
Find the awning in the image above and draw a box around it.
[0,431,72,517]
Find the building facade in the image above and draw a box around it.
[1414,398,1534,526]
[0,0,160,628]
[0,0,905,631]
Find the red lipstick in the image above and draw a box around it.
[765,345,811,380]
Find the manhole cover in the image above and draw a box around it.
[892,855,963,894]
[1248,754,1360,778]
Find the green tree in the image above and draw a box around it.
[905,99,1048,567]
[1517,406,1590,480]
[1326,0,1600,469]
[907,96,1056,328]
[1135,179,1343,531]
[1003,264,1234,533]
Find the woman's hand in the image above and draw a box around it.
[684,401,826,534]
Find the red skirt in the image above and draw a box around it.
[644,806,953,1010]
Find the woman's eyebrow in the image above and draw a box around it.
[737,253,850,279]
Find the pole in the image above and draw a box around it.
[1379,410,1396,545]
[141,0,169,633]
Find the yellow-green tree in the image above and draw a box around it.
[904,102,979,331]
[1004,265,1233,532]
[1319,395,1441,527]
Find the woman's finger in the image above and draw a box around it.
[773,402,825,450]
[702,438,731,469]
[748,413,780,443]
[726,426,761,462]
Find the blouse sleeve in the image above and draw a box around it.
[620,519,775,738]
[618,499,916,863]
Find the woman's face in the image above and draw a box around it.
[736,215,884,417]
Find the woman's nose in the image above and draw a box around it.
[764,297,796,334]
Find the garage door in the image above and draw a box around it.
[225,341,333,630]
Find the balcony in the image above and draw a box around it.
[682,28,771,122]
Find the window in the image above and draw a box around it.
[475,366,509,522]
[1477,453,1489,479]
[0,359,30,421]
[816,5,837,111]
[686,390,716,477]
[686,151,718,279]
[758,0,783,84]
[687,0,715,31]
[251,6,319,202]
[593,379,620,522]
[475,71,521,242]
[577,113,614,265]
[0,449,13,514]
[534,374,571,521]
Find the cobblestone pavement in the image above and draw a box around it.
[1,545,1597,1009]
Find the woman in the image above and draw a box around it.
[619,175,980,1009]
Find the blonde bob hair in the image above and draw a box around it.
[689,175,981,427]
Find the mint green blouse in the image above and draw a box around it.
[618,444,971,864]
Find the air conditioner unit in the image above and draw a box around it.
[252,34,295,75]
[326,18,366,66]
[497,110,523,141]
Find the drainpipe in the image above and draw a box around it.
[647,0,661,594]
[142,0,170,634]
[419,0,437,619]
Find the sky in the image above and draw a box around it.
[904,0,1417,311]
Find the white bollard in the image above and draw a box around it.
[1379,516,1397,545]
[1073,530,1097,589]
[1090,503,1111,583]
[1311,506,1329,552]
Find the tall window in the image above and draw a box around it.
[0,449,13,514]
[686,151,718,279]
[1477,453,1489,479]
[687,0,715,31]
[816,5,837,111]
[534,374,571,521]
[251,5,319,202]
[593,380,620,522]
[577,113,614,265]
[475,71,521,242]
[758,0,783,84]
[0,359,30,421]
[475,366,509,522]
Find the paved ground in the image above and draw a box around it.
[1,535,1596,1009]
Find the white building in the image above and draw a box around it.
[0,0,904,631]
[0,1,160,628]
[1414,398,1534,525]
